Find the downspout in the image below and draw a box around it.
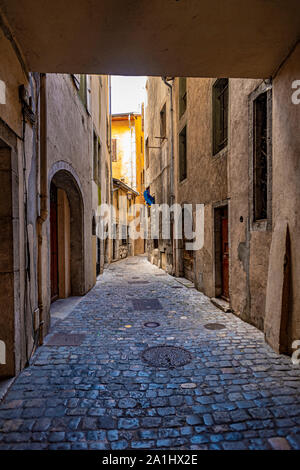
[109,75,113,262]
[37,73,48,345]
[161,77,176,274]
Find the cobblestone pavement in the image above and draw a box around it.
[0,256,300,450]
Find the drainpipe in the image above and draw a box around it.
[37,73,48,345]
[161,77,174,205]
[109,75,113,262]
[161,77,176,274]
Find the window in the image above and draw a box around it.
[112,138,117,162]
[160,103,167,139]
[106,117,110,150]
[249,83,272,229]
[179,126,187,182]
[92,216,96,236]
[253,91,269,221]
[121,225,127,245]
[212,78,228,155]
[97,141,101,184]
[77,74,91,113]
[86,75,91,114]
[179,78,187,118]
[93,132,98,184]
[145,137,149,169]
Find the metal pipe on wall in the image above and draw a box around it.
[37,73,48,345]
[161,77,176,275]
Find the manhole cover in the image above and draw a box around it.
[204,323,226,330]
[46,333,86,346]
[132,299,163,310]
[142,345,192,368]
[144,322,160,328]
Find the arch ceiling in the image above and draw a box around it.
[0,0,299,78]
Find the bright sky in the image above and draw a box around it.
[111,76,147,115]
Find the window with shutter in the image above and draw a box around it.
[179,78,187,118]
[112,139,117,162]
[145,137,149,169]
[248,82,272,230]
[212,78,228,155]
[253,91,268,221]
[86,75,91,114]
[179,125,187,182]
[93,132,98,184]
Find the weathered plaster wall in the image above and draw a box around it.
[0,28,38,377]
[229,78,272,331]
[174,78,228,294]
[46,74,94,300]
[265,44,300,352]
[91,74,112,273]
[144,77,173,272]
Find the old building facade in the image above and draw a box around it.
[112,178,138,261]
[144,78,174,272]
[145,43,300,355]
[0,1,300,385]
[112,112,145,256]
[0,20,112,379]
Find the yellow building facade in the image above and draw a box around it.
[112,112,145,255]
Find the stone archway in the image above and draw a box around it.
[49,164,85,297]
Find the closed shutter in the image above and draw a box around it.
[86,75,91,114]
[112,139,117,161]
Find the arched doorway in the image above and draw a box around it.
[49,168,84,300]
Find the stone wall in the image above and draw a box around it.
[144,77,174,272]
[0,25,39,377]
[0,22,111,378]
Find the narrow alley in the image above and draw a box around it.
[0,256,299,450]
[1,1,300,455]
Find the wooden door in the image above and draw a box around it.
[50,183,59,302]
[221,213,229,299]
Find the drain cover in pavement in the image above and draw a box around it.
[144,322,160,328]
[132,299,163,310]
[204,323,226,330]
[171,286,183,289]
[142,345,192,368]
[46,333,86,346]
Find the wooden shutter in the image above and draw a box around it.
[86,75,91,114]
[112,139,117,162]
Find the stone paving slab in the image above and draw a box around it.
[0,256,300,450]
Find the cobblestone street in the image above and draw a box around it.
[0,256,300,450]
